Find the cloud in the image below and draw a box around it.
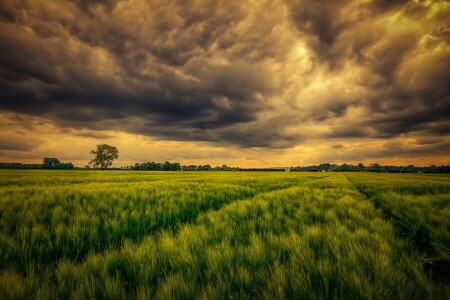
[331,144,343,149]
[286,0,449,131]
[0,0,449,156]
[0,110,449,167]
[0,0,296,147]
[71,131,115,139]
[0,139,36,151]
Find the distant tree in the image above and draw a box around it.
[202,164,212,171]
[89,144,119,170]
[318,163,331,171]
[163,161,172,171]
[402,164,416,173]
[371,163,382,172]
[0,163,41,169]
[357,163,364,170]
[43,157,61,169]
[183,165,197,171]
[60,162,74,169]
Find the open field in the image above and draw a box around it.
[0,170,449,299]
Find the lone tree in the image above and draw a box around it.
[89,144,119,170]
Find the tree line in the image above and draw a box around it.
[126,162,450,173]
[290,163,450,173]
[1,160,450,173]
[0,143,449,173]
[128,162,239,171]
[0,158,74,169]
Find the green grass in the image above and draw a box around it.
[346,173,450,279]
[0,170,448,299]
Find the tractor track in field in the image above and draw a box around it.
[96,174,336,260]
[343,172,449,283]
[91,174,336,257]
[1,174,335,271]
[119,174,335,249]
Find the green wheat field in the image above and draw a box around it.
[0,170,449,299]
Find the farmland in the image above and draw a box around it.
[0,170,448,299]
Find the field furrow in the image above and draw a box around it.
[345,173,450,283]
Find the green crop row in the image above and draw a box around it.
[346,173,450,276]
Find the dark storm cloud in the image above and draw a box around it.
[0,140,35,151]
[72,131,114,139]
[0,0,449,149]
[285,0,418,66]
[326,125,370,139]
[286,0,450,139]
[0,0,287,147]
[71,0,119,10]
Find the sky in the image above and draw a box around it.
[0,0,449,168]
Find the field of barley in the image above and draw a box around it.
[0,170,448,299]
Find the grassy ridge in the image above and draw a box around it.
[0,171,448,299]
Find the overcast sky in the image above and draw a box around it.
[0,0,449,167]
